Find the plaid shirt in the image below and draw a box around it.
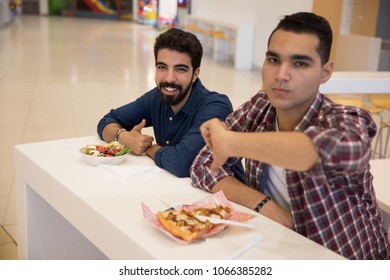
[191,90,390,259]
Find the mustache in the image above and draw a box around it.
[159,82,182,91]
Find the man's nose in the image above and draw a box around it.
[165,68,177,82]
[275,63,290,82]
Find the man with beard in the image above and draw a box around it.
[97,28,236,178]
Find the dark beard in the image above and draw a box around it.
[159,80,193,106]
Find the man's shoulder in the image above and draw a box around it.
[193,81,231,104]
[197,91,233,111]
[321,94,372,116]
[238,90,269,109]
[202,90,230,101]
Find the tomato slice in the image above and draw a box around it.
[110,148,121,154]
[95,145,108,153]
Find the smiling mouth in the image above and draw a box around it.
[160,82,181,95]
[164,86,178,92]
[162,87,179,96]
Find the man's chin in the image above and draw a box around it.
[162,92,178,97]
[162,96,177,106]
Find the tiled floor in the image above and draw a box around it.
[0,15,261,259]
[0,15,389,260]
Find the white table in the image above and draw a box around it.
[15,135,344,260]
[370,159,390,231]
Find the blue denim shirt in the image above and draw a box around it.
[97,79,234,177]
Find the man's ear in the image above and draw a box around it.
[320,61,333,84]
[193,68,200,82]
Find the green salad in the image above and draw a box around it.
[80,141,129,157]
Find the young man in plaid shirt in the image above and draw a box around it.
[190,12,390,259]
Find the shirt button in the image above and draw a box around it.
[166,140,170,144]
[169,117,173,121]
[263,172,267,176]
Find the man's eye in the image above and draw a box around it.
[267,57,279,64]
[177,67,188,72]
[295,61,308,67]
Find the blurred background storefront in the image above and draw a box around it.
[18,0,186,30]
[8,0,387,71]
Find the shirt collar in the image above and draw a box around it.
[258,90,322,132]
[293,92,322,131]
[257,91,277,131]
[178,79,203,115]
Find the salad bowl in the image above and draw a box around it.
[80,142,129,166]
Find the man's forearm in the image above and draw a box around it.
[212,177,269,209]
[145,144,161,159]
[229,131,319,171]
[213,176,293,229]
[102,123,122,143]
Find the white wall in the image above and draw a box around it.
[190,0,313,69]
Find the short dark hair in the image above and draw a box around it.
[268,12,333,65]
[154,28,203,70]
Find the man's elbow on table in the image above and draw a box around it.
[154,151,192,178]
[162,162,191,178]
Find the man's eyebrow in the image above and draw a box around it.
[265,50,279,57]
[174,64,190,69]
[290,54,314,62]
[156,61,167,66]
[155,62,189,69]
[266,51,314,62]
